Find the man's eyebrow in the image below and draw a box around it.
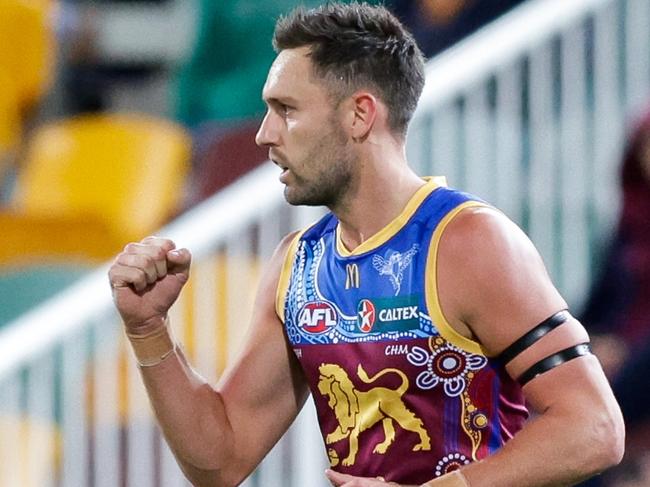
[263,95,300,106]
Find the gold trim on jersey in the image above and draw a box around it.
[336,176,447,257]
[425,201,487,356]
[275,231,305,321]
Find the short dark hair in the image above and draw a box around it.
[273,2,425,136]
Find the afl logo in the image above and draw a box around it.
[357,299,376,333]
[298,301,339,334]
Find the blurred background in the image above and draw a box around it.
[0,0,648,485]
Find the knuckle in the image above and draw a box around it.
[151,247,167,260]
[117,253,135,266]
[139,253,154,268]
[134,268,147,283]
[142,235,175,249]
[145,266,158,281]
[124,242,140,253]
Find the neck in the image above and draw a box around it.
[332,143,425,252]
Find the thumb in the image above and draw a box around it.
[167,248,192,274]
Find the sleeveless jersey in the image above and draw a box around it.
[276,179,528,484]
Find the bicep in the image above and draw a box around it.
[522,352,614,415]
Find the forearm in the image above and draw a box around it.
[141,350,232,469]
[460,415,592,486]
[137,343,235,485]
[110,237,303,486]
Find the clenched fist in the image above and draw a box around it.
[108,236,191,335]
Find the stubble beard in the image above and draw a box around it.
[283,123,356,209]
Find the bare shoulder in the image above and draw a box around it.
[436,205,568,356]
[440,205,536,262]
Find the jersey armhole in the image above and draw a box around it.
[275,231,304,322]
[425,201,489,356]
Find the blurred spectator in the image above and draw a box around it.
[581,109,650,375]
[57,1,106,113]
[579,107,650,486]
[388,0,524,58]
[57,0,175,115]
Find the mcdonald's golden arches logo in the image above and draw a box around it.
[345,263,360,289]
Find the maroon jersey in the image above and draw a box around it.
[276,180,528,484]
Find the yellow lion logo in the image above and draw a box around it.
[318,363,431,467]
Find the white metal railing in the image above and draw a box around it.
[1,0,648,485]
[408,0,650,306]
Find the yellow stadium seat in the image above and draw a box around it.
[0,0,56,114]
[0,113,191,266]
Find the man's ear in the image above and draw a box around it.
[348,91,378,141]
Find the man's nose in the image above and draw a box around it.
[255,112,279,147]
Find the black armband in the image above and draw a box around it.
[498,310,570,364]
[517,343,592,386]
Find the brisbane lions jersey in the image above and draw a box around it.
[276,178,528,484]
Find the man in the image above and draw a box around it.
[108,3,624,486]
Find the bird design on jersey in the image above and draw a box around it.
[372,244,419,295]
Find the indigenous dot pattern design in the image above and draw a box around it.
[435,453,471,477]
[407,337,488,397]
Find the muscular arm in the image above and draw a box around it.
[110,234,309,487]
[437,207,625,487]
